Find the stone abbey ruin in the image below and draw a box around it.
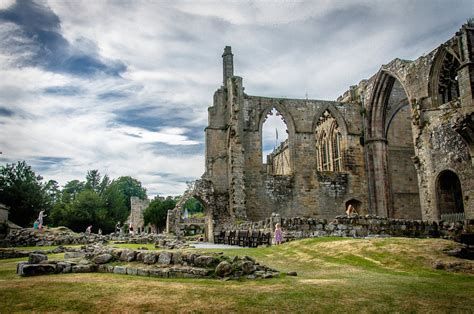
[167,22,474,241]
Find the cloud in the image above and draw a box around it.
[0,0,472,196]
[0,0,126,76]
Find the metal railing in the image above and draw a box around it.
[440,212,465,223]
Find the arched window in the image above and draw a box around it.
[315,110,343,172]
[438,51,461,104]
[262,107,291,175]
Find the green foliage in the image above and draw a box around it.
[143,196,177,231]
[108,176,147,211]
[63,190,106,232]
[61,180,85,203]
[0,161,50,227]
[183,197,204,214]
[1,161,155,233]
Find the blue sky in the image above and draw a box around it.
[0,0,472,197]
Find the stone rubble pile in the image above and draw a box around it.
[16,243,279,280]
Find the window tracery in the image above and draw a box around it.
[315,110,343,172]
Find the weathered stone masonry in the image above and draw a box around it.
[174,23,473,241]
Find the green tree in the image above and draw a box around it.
[102,183,128,224]
[63,189,106,232]
[143,196,176,232]
[84,170,110,195]
[108,176,147,211]
[183,197,203,215]
[0,161,48,227]
[62,180,85,203]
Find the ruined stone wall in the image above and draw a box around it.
[267,140,291,175]
[202,23,473,227]
[128,197,150,232]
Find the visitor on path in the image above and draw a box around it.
[98,228,102,235]
[86,225,92,235]
[274,223,283,245]
[33,220,39,230]
[129,225,134,236]
[115,222,121,234]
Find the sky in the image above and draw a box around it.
[0,0,472,197]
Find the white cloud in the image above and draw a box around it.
[1,0,472,196]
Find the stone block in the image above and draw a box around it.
[113,266,127,274]
[158,252,172,265]
[29,253,47,264]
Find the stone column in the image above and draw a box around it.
[365,138,391,217]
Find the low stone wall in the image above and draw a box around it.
[217,214,474,244]
[16,243,280,280]
[3,228,189,248]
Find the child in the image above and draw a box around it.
[86,225,92,235]
[274,223,283,245]
[33,220,39,230]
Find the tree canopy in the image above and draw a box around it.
[0,161,152,233]
[143,196,177,232]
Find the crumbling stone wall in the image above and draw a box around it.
[199,22,473,228]
[127,197,149,233]
[218,215,474,243]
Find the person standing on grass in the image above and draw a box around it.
[274,223,283,245]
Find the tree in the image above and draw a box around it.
[102,183,128,224]
[183,197,203,215]
[108,176,147,211]
[143,196,176,232]
[62,180,85,203]
[85,170,110,196]
[63,190,106,232]
[0,161,48,227]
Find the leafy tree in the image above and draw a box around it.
[108,176,147,211]
[0,161,48,227]
[183,197,204,215]
[85,170,110,196]
[63,189,106,232]
[143,196,177,232]
[102,183,128,224]
[62,180,85,203]
[43,179,61,209]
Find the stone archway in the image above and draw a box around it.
[258,103,297,176]
[436,170,464,222]
[345,199,366,215]
[365,70,421,218]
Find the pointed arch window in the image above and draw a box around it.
[315,110,343,172]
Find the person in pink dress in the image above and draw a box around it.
[274,223,283,245]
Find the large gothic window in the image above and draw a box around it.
[315,110,343,172]
[438,51,461,104]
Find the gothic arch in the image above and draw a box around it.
[367,69,412,140]
[312,104,349,136]
[428,46,462,109]
[435,169,465,221]
[314,108,345,172]
[258,103,296,173]
[365,69,418,217]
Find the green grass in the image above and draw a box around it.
[0,237,473,313]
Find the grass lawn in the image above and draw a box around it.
[0,237,473,313]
